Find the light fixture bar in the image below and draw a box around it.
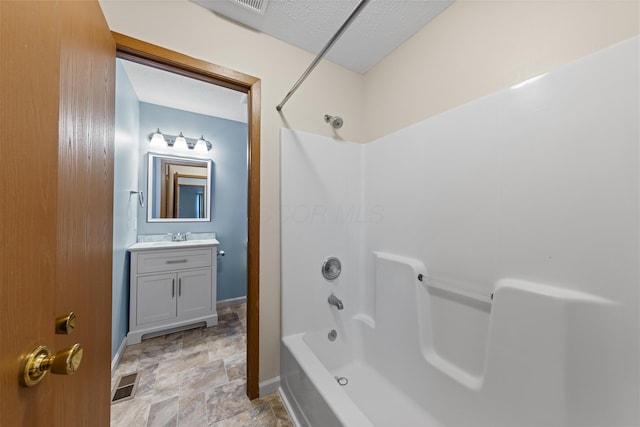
[147,130,212,151]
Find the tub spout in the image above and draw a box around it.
[328,294,344,310]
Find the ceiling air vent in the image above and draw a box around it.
[230,0,269,15]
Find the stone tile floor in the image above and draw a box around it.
[111,304,292,426]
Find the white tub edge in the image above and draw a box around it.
[282,334,375,427]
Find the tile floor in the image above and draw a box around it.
[111,304,293,426]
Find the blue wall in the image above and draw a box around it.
[112,60,140,357]
[137,102,248,301]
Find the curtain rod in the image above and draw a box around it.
[276,0,371,112]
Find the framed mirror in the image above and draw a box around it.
[147,153,212,222]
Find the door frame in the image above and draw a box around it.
[113,33,261,399]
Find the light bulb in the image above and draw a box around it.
[194,136,209,153]
[173,132,188,150]
[149,128,166,148]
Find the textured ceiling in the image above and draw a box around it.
[120,59,248,123]
[191,0,454,74]
[119,1,454,122]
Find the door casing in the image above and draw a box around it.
[113,33,262,399]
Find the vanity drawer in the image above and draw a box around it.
[136,248,213,274]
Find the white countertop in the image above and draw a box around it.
[128,239,219,252]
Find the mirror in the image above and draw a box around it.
[147,153,212,222]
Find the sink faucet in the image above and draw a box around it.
[171,232,188,242]
[328,294,344,310]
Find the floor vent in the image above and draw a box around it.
[111,372,140,404]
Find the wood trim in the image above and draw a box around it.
[113,33,257,92]
[113,33,261,399]
[246,79,261,400]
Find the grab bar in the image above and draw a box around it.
[418,274,493,304]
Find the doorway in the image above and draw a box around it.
[112,33,261,399]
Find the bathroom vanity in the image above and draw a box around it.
[127,239,219,344]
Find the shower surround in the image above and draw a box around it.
[279,37,639,427]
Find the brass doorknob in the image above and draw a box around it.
[20,343,83,387]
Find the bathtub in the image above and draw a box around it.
[281,321,445,427]
[280,252,634,427]
[280,331,371,427]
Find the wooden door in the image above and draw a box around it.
[0,1,115,425]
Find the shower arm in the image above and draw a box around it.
[275,0,371,112]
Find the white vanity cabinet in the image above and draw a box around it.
[127,241,218,344]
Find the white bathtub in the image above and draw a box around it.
[280,253,634,427]
[280,331,371,427]
[281,321,445,427]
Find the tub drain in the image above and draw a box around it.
[335,376,348,386]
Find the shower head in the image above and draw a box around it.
[324,114,343,129]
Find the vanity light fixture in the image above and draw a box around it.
[147,130,212,151]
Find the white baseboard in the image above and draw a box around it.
[111,336,128,372]
[259,376,281,397]
[217,296,247,308]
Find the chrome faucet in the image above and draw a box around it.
[170,232,188,242]
[328,294,344,310]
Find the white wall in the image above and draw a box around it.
[364,0,640,141]
[280,129,364,338]
[364,36,639,305]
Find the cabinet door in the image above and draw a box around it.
[137,273,177,325]
[177,268,213,320]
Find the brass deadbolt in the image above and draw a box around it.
[55,312,77,334]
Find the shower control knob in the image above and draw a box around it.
[322,257,341,280]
